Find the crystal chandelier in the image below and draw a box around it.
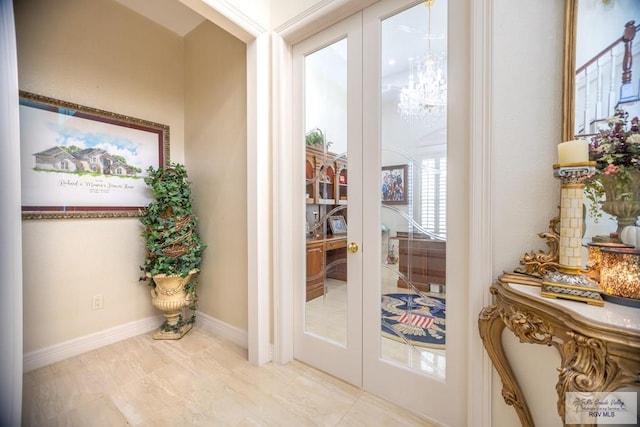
[397,0,447,122]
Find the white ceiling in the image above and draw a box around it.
[114,0,447,117]
[114,0,205,36]
[114,0,446,139]
[113,0,447,70]
[381,2,446,82]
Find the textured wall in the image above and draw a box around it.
[491,1,565,426]
[184,20,248,330]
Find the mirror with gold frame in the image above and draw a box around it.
[509,0,640,281]
[563,0,640,141]
[562,0,577,142]
[562,0,640,240]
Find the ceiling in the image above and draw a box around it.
[114,0,446,138]
[114,0,205,36]
[114,0,447,110]
[387,3,447,82]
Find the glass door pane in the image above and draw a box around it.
[293,12,363,387]
[292,1,462,422]
[303,38,349,345]
[379,1,447,378]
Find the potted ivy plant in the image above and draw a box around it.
[139,163,206,339]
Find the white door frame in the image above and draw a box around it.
[1,1,24,425]
[272,1,494,426]
[291,13,364,387]
[468,2,494,425]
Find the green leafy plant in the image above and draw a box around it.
[139,163,206,325]
[139,163,205,278]
[305,128,333,148]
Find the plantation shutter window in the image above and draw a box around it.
[420,152,447,238]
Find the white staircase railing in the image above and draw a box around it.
[575,21,640,137]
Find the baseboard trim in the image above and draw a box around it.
[194,310,248,349]
[23,313,249,373]
[23,315,163,373]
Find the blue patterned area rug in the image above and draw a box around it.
[381,293,446,349]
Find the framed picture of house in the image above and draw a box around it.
[19,91,169,219]
[381,164,408,205]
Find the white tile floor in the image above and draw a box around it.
[305,264,446,380]
[22,327,436,426]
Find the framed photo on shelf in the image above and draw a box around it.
[328,215,348,235]
[381,164,408,205]
[19,91,169,219]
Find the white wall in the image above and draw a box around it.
[225,0,269,30]
[491,1,565,426]
[270,0,325,29]
[184,20,248,330]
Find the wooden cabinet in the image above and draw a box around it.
[305,146,347,205]
[325,238,347,281]
[335,156,348,205]
[305,147,348,301]
[306,235,347,301]
[306,240,325,301]
[393,232,446,292]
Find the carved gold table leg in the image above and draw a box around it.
[481,275,640,427]
[556,331,639,425]
[478,287,535,427]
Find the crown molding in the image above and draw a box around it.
[274,0,377,44]
[179,0,267,42]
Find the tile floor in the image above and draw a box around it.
[22,327,436,426]
[305,264,446,380]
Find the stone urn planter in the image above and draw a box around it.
[599,170,640,234]
[149,270,199,339]
[139,163,205,340]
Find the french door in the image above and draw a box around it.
[293,1,465,425]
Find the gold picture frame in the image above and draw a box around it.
[19,91,169,219]
[562,0,640,141]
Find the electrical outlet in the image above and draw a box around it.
[92,294,104,310]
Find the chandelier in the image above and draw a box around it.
[397,0,447,122]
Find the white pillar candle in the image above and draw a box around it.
[557,139,589,164]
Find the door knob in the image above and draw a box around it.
[347,242,359,253]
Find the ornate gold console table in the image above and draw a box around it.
[479,273,640,426]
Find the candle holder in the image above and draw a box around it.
[585,242,634,282]
[541,162,604,306]
[599,247,640,308]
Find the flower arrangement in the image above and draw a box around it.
[584,109,640,227]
